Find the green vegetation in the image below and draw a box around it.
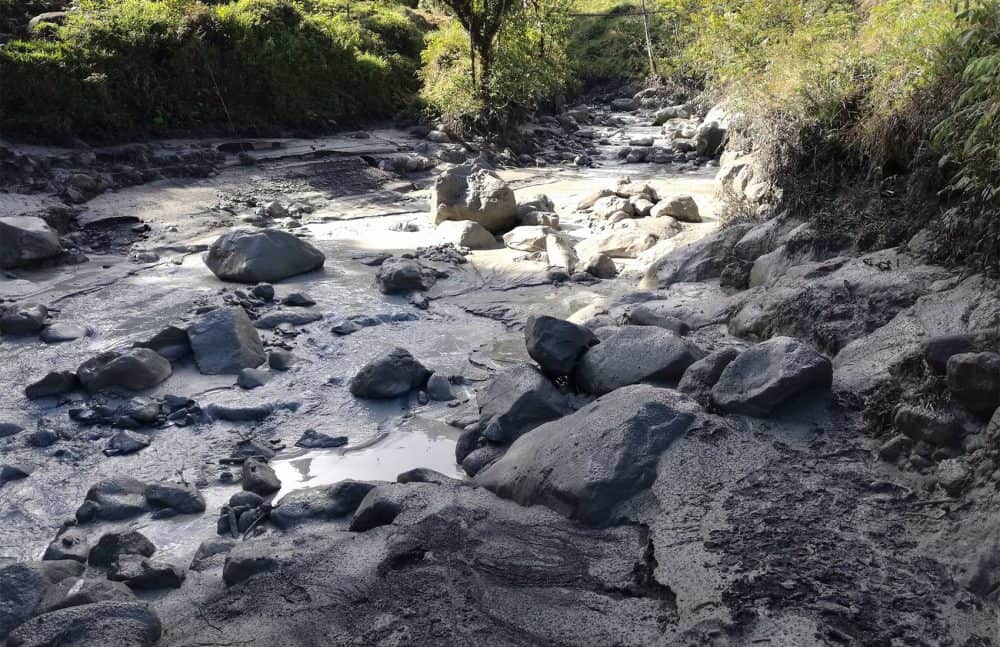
[0,0,428,138]
[420,0,573,131]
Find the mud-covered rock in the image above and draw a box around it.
[646,223,753,287]
[576,326,702,396]
[349,347,430,399]
[144,483,206,515]
[477,385,702,525]
[204,228,325,283]
[187,306,265,375]
[477,364,566,444]
[242,457,281,496]
[78,478,149,523]
[711,337,832,416]
[524,315,597,377]
[76,349,171,394]
[894,406,963,447]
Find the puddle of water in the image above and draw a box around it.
[271,415,463,500]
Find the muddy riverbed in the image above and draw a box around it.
[3,102,1000,646]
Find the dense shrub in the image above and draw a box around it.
[421,2,573,132]
[0,0,426,138]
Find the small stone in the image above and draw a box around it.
[108,555,185,590]
[281,292,315,307]
[242,457,281,496]
[267,350,294,371]
[426,373,454,401]
[0,463,33,486]
[103,431,150,456]
[237,368,269,389]
[295,429,348,449]
[89,531,156,567]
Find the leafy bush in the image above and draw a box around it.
[421,3,573,131]
[0,0,427,138]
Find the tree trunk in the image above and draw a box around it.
[469,29,477,92]
[640,0,659,78]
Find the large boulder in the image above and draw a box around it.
[349,348,431,399]
[650,195,701,223]
[524,315,597,377]
[430,163,517,234]
[270,480,377,529]
[76,349,171,394]
[436,220,497,250]
[204,229,325,283]
[0,216,63,269]
[576,326,702,396]
[677,347,740,406]
[476,385,702,525]
[644,223,754,287]
[946,352,1000,416]
[0,560,84,639]
[711,337,832,416]
[6,601,161,647]
[477,364,567,444]
[187,307,265,375]
[78,478,149,523]
[375,257,435,294]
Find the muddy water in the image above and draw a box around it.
[0,117,720,564]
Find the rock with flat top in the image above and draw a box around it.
[205,228,325,283]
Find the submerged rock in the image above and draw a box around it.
[349,348,431,399]
[711,337,832,416]
[204,228,325,283]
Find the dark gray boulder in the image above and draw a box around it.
[204,228,325,283]
[677,347,740,405]
[923,330,1000,374]
[103,431,150,457]
[187,307,265,375]
[132,325,191,361]
[0,216,63,269]
[426,373,454,401]
[107,556,185,590]
[0,463,32,487]
[524,315,597,377]
[253,310,323,329]
[6,601,161,647]
[270,480,377,529]
[144,483,206,514]
[25,371,78,400]
[77,479,149,523]
[477,364,566,444]
[294,429,347,449]
[621,305,690,335]
[88,531,156,568]
[946,352,1000,416]
[76,349,171,394]
[44,581,135,613]
[349,348,431,399]
[237,368,268,389]
[0,560,84,639]
[476,385,702,525]
[0,304,48,336]
[461,443,506,477]
[375,257,435,294]
[894,405,963,447]
[576,326,702,396]
[710,337,832,416]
